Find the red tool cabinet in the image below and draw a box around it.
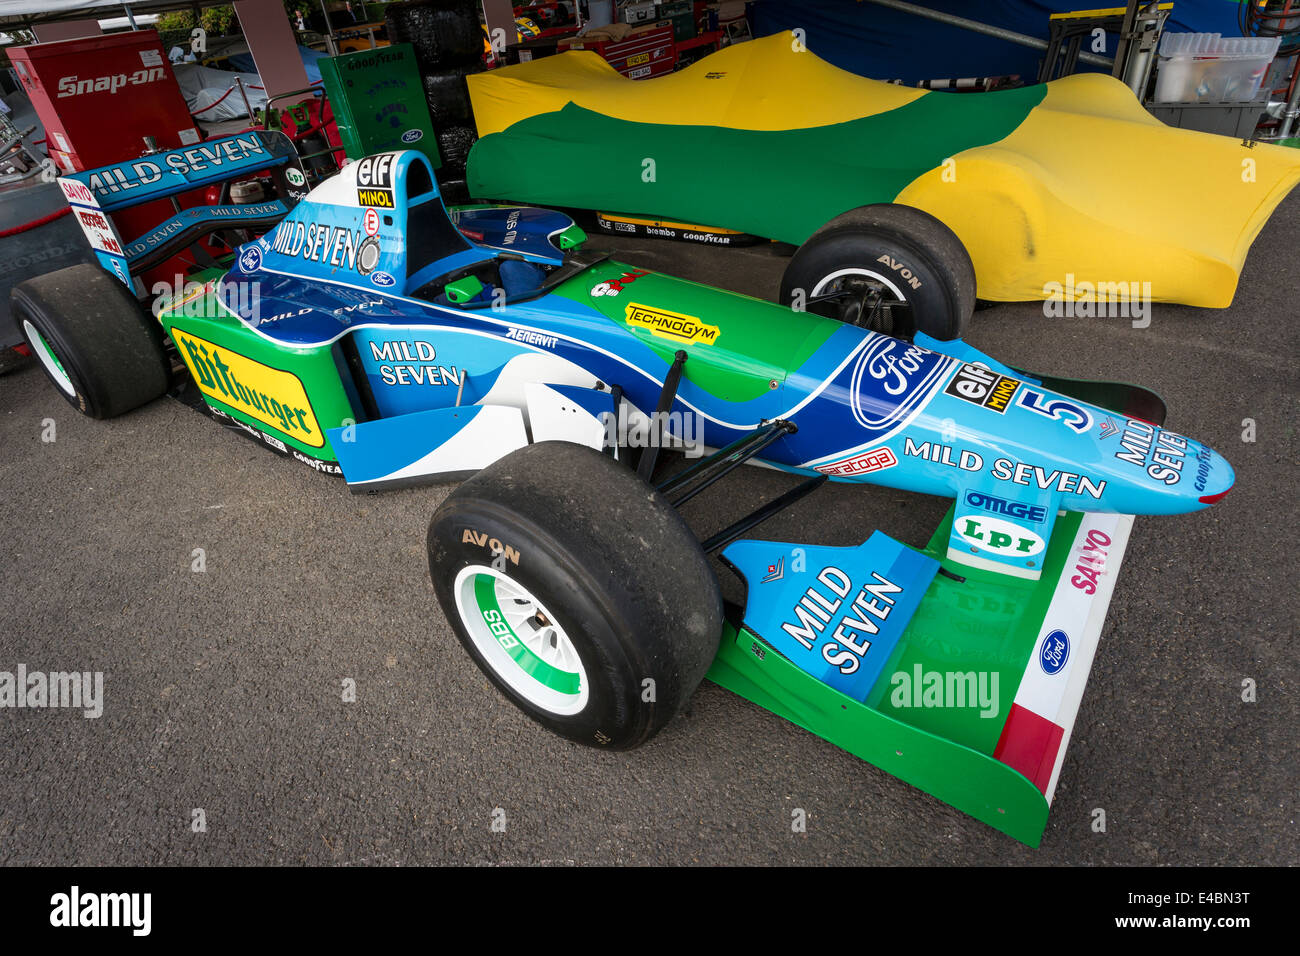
[10,30,199,174]
[560,25,676,79]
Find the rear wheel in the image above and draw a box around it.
[10,263,169,419]
[427,442,723,749]
[780,203,976,341]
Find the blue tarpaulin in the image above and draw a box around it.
[747,0,1248,84]
[227,44,326,87]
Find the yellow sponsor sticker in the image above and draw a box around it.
[172,329,325,447]
[984,375,1021,414]
[357,187,394,208]
[623,303,719,345]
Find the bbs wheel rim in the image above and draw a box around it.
[811,267,906,302]
[809,268,911,334]
[23,319,74,396]
[454,564,589,716]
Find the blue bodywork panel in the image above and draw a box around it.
[56,131,305,287]
[723,533,940,700]
[64,143,1232,582]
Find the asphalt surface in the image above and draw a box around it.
[1,198,1296,867]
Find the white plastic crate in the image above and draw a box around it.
[1154,33,1282,103]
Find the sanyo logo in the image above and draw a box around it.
[957,515,1045,556]
[56,67,165,98]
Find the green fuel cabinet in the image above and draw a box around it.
[318,44,441,168]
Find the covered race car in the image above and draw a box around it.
[13,144,1234,846]
[465,31,1300,315]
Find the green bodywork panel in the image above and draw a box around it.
[446,275,485,304]
[155,276,356,461]
[552,259,840,403]
[706,508,1086,847]
[556,223,588,250]
[469,85,1047,243]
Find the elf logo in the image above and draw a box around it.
[957,515,1045,556]
[875,254,922,290]
[56,67,165,98]
[355,154,395,208]
[945,363,1021,413]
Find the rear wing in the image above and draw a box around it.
[56,130,307,286]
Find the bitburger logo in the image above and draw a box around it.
[623,303,719,345]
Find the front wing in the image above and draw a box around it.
[715,507,1133,847]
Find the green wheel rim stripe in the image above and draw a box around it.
[35,329,67,378]
[473,573,581,695]
[23,319,74,396]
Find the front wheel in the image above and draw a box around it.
[779,204,976,341]
[427,442,724,750]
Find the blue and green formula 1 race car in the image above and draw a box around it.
[11,139,1234,846]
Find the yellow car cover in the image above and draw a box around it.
[468,32,1300,307]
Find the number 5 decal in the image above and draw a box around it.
[1017,388,1093,433]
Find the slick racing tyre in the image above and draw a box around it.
[434,125,477,177]
[427,442,724,750]
[422,64,482,126]
[385,0,483,72]
[10,263,169,419]
[779,203,975,341]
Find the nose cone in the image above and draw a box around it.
[1103,422,1234,515]
[1193,442,1234,506]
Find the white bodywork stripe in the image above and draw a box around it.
[1013,512,1135,803]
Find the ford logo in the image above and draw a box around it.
[370,271,395,288]
[400,129,423,143]
[1039,629,1070,675]
[239,246,262,272]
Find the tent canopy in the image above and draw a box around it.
[0,1,233,30]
